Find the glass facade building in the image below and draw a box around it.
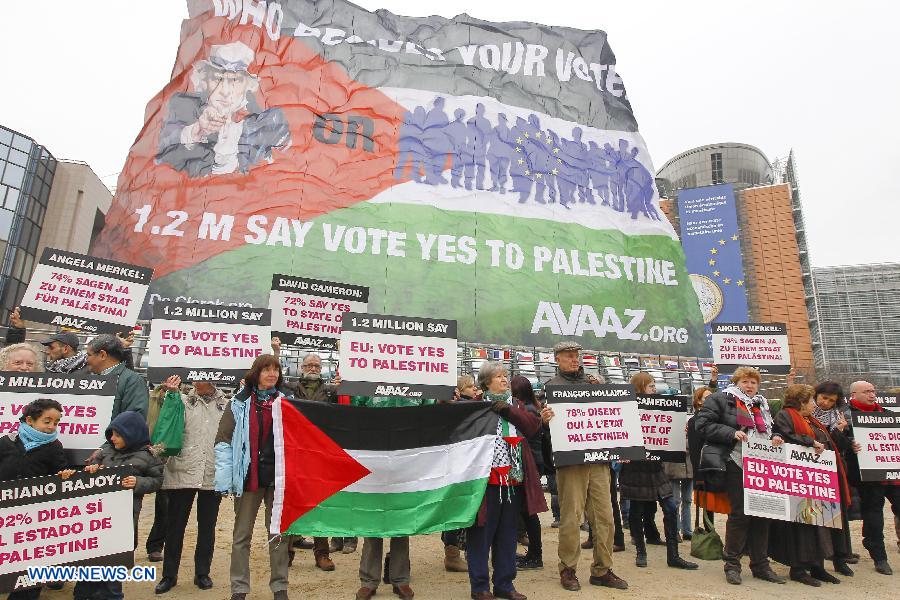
[810,263,900,387]
[656,142,773,198]
[0,125,56,324]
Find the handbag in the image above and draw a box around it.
[150,391,185,457]
[690,504,723,560]
[698,442,729,493]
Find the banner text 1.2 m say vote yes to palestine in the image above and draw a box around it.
[89,0,707,355]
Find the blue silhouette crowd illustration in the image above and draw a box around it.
[393,97,661,220]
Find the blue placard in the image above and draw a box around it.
[677,184,750,351]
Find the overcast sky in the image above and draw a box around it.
[1,1,896,267]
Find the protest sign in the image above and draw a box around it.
[0,373,115,465]
[545,384,645,466]
[876,393,900,411]
[269,275,369,349]
[637,394,688,461]
[91,0,710,357]
[742,440,842,528]
[711,322,790,374]
[147,301,271,385]
[338,312,457,400]
[20,249,152,334]
[851,410,900,482]
[0,468,134,594]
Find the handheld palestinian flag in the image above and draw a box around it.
[272,399,498,537]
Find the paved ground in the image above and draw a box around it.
[40,497,899,599]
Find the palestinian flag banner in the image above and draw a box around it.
[272,398,498,537]
[90,0,707,355]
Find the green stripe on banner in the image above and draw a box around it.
[284,477,489,537]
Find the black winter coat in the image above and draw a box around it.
[0,434,67,481]
[693,391,742,474]
[619,460,673,501]
[686,416,704,486]
[518,400,544,474]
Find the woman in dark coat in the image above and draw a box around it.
[511,376,545,570]
[769,384,850,586]
[619,372,697,570]
[694,367,786,586]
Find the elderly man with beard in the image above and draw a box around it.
[156,40,290,177]
[280,352,347,568]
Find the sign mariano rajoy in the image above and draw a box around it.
[90,0,707,355]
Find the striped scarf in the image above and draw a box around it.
[484,391,523,487]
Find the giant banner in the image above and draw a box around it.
[677,184,749,351]
[90,0,707,354]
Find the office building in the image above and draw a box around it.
[0,125,56,324]
[810,263,900,387]
[657,144,816,376]
[0,124,113,324]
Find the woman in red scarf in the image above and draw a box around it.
[770,384,852,586]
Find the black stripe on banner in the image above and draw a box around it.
[0,468,130,510]
[38,248,153,284]
[337,380,454,401]
[648,450,686,462]
[851,413,900,428]
[152,301,271,325]
[553,445,646,467]
[271,331,337,350]
[17,307,130,335]
[289,399,498,451]
[712,322,787,335]
[270,274,369,302]
[637,394,688,412]
[0,374,115,396]
[146,367,243,386]
[341,312,457,338]
[859,468,900,483]
[0,551,134,594]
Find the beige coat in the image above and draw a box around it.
[161,387,228,490]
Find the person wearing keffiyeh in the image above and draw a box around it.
[694,366,787,586]
[810,380,861,577]
[465,361,546,600]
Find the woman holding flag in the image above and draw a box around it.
[214,355,293,600]
[467,361,547,600]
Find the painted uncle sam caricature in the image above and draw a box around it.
[156,41,290,177]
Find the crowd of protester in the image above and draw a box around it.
[0,317,898,600]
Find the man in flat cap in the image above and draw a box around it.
[541,341,627,592]
[157,41,291,177]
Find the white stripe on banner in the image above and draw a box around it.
[345,434,496,494]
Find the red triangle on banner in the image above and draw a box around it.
[278,399,371,532]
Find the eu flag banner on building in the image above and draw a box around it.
[272,399,498,537]
[90,0,707,355]
[677,184,749,351]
